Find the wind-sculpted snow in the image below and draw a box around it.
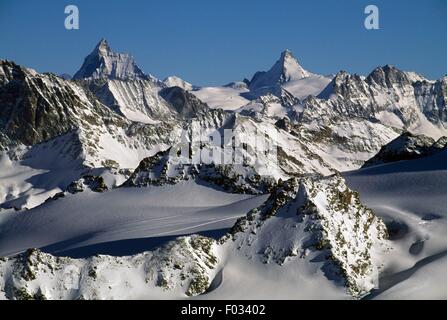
[0,180,269,258]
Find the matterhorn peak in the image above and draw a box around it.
[279,48,294,60]
[73,38,147,81]
[95,38,111,53]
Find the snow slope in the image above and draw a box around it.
[344,150,447,299]
[0,181,268,258]
[192,86,251,110]
[163,76,194,91]
[283,74,332,99]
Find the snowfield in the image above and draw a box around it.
[192,86,251,111]
[0,181,268,258]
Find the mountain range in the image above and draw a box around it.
[0,39,446,300]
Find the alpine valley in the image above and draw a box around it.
[0,39,446,300]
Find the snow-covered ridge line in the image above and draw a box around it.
[224,174,388,297]
[0,235,219,300]
[73,39,149,81]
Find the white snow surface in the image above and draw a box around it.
[344,150,447,299]
[192,86,251,110]
[0,181,268,257]
[283,75,332,99]
[163,76,194,91]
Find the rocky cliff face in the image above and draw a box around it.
[0,60,112,146]
[73,39,147,81]
[0,57,182,210]
[315,66,447,138]
[1,39,446,300]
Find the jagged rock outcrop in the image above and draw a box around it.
[315,66,447,138]
[0,58,180,210]
[73,39,147,81]
[159,86,209,118]
[224,174,388,297]
[1,174,389,299]
[66,175,109,194]
[122,148,276,194]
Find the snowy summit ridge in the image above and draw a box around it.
[249,49,311,90]
[73,39,147,81]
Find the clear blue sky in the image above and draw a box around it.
[0,0,446,85]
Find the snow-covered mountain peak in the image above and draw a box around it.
[96,38,110,53]
[73,39,147,81]
[277,49,309,80]
[249,49,310,91]
[224,174,388,297]
[366,64,411,87]
[163,76,194,91]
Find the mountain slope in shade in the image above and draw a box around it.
[362,132,447,167]
[73,39,147,81]
[3,153,447,300]
[249,49,310,90]
[159,86,209,118]
[222,174,388,298]
[0,175,388,299]
[0,180,268,258]
[1,38,447,300]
